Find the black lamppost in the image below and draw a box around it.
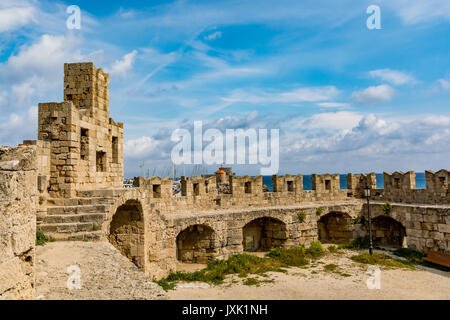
[364,185,374,256]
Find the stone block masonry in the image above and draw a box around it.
[37,62,123,199]
[1,62,449,284]
[0,145,37,299]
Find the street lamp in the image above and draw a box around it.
[364,185,374,256]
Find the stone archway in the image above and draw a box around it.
[317,212,353,244]
[242,217,288,251]
[176,224,216,264]
[108,199,145,268]
[372,216,406,247]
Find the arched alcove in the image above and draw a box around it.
[242,217,288,251]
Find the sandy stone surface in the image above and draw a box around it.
[168,249,450,300]
[35,241,167,300]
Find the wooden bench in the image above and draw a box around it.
[422,250,450,268]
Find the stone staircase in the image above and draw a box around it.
[37,189,126,241]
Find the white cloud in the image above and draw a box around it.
[204,31,222,40]
[0,34,101,110]
[0,90,7,107]
[369,69,415,85]
[279,112,450,172]
[3,34,84,84]
[118,8,136,19]
[0,106,37,146]
[316,102,351,108]
[351,85,396,104]
[124,136,160,159]
[222,86,339,104]
[438,79,450,90]
[386,0,450,24]
[0,6,36,32]
[119,110,450,176]
[279,87,339,102]
[11,79,35,107]
[109,50,138,77]
[301,111,362,131]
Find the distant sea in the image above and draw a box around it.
[262,172,426,192]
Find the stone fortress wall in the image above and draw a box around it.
[1,62,449,293]
[0,146,37,299]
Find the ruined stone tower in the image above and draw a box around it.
[37,62,123,198]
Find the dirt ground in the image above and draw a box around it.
[35,241,450,300]
[168,248,450,300]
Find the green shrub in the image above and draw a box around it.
[306,240,324,258]
[243,278,259,286]
[155,279,176,291]
[323,263,338,272]
[392,248,448,270]
[266,246,308,267]
[297,211,306,223]
[36,231,54,246]
[351,252,414,269]
[381,202,392,215]
[351,235,372,249]
[158,247,315,287]
[337,236,372,250]
[316,208,323,216]
[92,223,100,231]
[393,248,450,271]
[328,245,337,253]
[36,231,47,246]
[339,273,352,277]
[393,248,424,264]
[337,242,353,249]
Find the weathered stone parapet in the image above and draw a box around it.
[345,170,450,205]
[272,174,303,194]
[383,171,416,203]
[180,175,217,198]
[0,145,37,300]
[134,176,172,199]
[347,172,376,197]
[229,175,263,195]
[312,173,340,192]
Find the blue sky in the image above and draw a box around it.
[0,0,450,177]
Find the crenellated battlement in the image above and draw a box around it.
[272,174,302,194]
[347,172,376,198]
[229,175,263,196]
[127,169,450,210]
[180,175,218,198]
[133,176,172,199]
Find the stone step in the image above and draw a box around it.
[38,222,95,234]
[42,213,106,224]
[41,230,104,241]
[46,197,115,206]
[46,204,108,215]
[76,189,127,198]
